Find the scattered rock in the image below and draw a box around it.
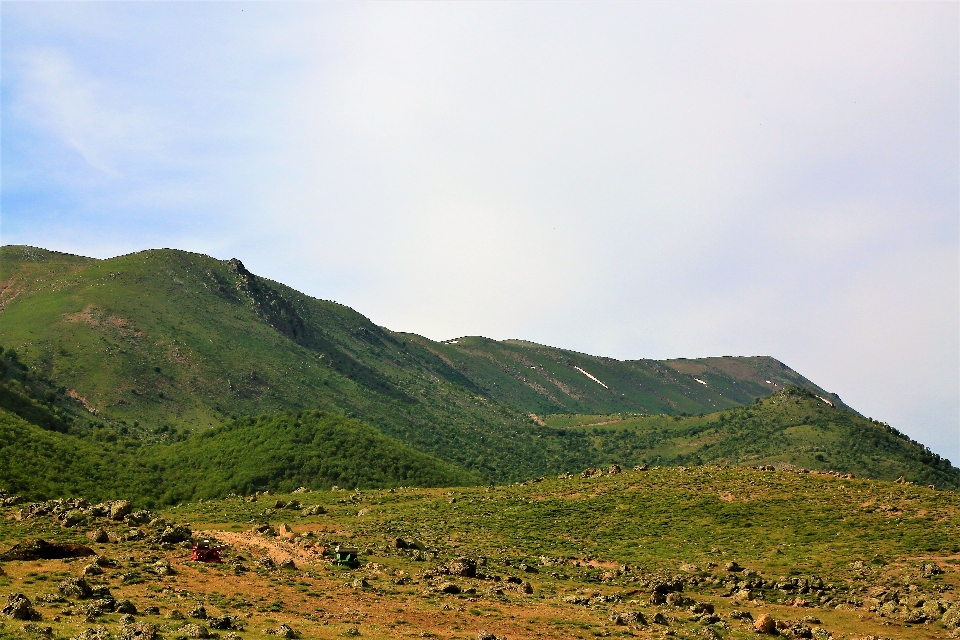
[754,613,776,633]
[82,563,104,577]
[449,557,477,577]
[264,624,298,638]
[724,561,742,572]
[151,559,175,576]
[158,525,191,544]
[2,593,42,621]
[943,606,960,629]
[1,539,95,561]
[59,577,93,599]
[729,610,752,620]
[118,621,158,640]
[110,500,132,521]
[304,505,325,516]
[20,622,53,637]
[189,603,207,619]
[608,611,646,625]
[580,467,603,479]
[921,562,943,578]
[87,529,110,544]
[608,464,622,474]
[438,582,462,594]
[477,631,507,640]
[115,600,137,615]
[166,609,186,620]
[352,578,370,589]
[209,615,243,630]
[178,623,211,638]
[71,625,112,640]
[279,559,296,570]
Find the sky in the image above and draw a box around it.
[2,2,958,462]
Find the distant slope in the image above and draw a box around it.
[153,410,479,503]
[0,406,476,505]
[539,387,959,489]
[1,244,951,489]
[409,335,849,416]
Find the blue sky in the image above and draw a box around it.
[2,2,958,461]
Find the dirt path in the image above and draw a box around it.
[198,529,324,566]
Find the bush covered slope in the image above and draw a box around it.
[0,407,475,505]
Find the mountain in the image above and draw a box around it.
[0,244,955,493]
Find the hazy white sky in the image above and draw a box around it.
[2,2,957,461]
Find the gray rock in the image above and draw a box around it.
[59,578,93,599]
[20,622,53,636]
[70,625,112,640]
[177,623,211,638]
[118,621,157,640]
[449,557,477,577]
[110,500,132,521]
[2,593,41,621]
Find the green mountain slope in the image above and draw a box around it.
[0,244,954,490]
[408,335,849,415]
[0,406,475,505]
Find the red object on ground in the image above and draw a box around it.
[190,544,226,563]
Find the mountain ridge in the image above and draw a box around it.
[0,244,955,492]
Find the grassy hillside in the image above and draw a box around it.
[0,245,954,490]
[0,407,475,505]
[1,468,958,639]
[411,335,849,415]
[541,387,959,489]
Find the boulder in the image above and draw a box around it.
[209,615,242,630]
[86,529,110,544]
[81,564,104,577]
[109,500,132,521]
[449,557,477,577]
[189,603,207,619]
[70,625,112,640]
[158,525,191,544]
[20,622,53,636]
[61,510,88,528]
[115,599,137,615]
[754,613,776,633]
[177,623,211,638]
[124,510,154,526]
[2,593,41,621]
[118,621,157,640]
[608,464,622,474]
[438,582,462,594]
[59,577,93,599]
[724,561,742,572]
[304,504,325,516]
[943,606,960,630]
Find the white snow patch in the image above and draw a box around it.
[573,366,609,389]
[816,395,834,407]
[694,378,707,385]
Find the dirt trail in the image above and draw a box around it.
[199,529,324,565]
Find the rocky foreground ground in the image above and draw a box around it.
[1,465,959,639]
